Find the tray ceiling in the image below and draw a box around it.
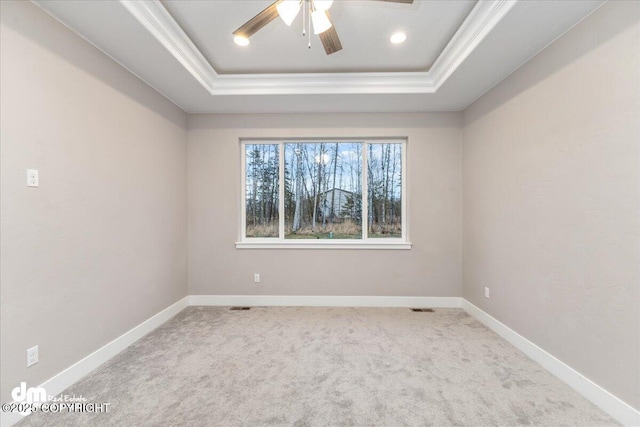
[33,0,605,113]
[161,0,477,74]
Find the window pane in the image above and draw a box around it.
[245,144,279,238]
[284,142,362,239]
[367,143,402,238]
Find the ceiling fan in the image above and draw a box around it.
[232,0,414,55]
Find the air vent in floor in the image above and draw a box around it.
[411,308,435,312]
[229,307,251,311]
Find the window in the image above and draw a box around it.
[239,139,409,249]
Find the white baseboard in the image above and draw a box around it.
[461,299,640,427]
[1,296,189,427]
[189,294,462,308]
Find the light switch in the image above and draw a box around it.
[27,169,39,187]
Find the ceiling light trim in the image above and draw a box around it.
[119,0,218,94]
[122,0,516,96]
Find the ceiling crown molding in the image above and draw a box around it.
[121,0,516,96]
[120,0,218,93]
[428,0,516,90]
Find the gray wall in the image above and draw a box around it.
[0,1,188,403]
[462,1,640,410]
[188,113,462,297]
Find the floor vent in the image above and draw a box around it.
[411,308,435,312]
[229,306,251,311]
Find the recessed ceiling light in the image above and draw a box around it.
[390,32,407,44]
[234,35,250,46]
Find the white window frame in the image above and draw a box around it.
[237,138,411,250]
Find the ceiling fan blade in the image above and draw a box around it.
[232,1,281,38]
[318,11,342,55]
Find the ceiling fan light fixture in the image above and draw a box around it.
[311,10,332,35]
[390,32,407,44]
[313,0,333,12]
[276,0,301,26]
[233,35,250,46]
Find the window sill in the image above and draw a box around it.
[235,241,412,250]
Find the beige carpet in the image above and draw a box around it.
[19,307,618,426]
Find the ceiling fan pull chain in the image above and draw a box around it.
[302,0,306,36]
[308,0,312,49]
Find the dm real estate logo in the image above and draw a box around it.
[11,382,47,415]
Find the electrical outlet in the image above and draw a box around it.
[27,345,38,367]
[27,169,39,187]
[254,273,260,283]
[484,287,490,299]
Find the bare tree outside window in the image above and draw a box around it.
[367,143,402,238]
[245,144,279,237]
[284,142,362,239]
